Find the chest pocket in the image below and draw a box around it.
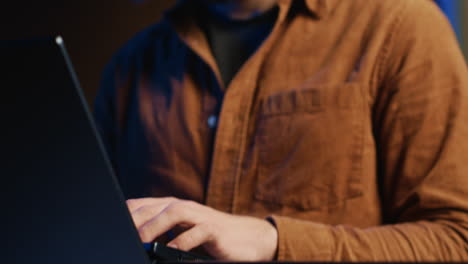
[254,83,366,211]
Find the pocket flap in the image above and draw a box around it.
[260,88,322,117]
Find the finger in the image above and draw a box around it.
[139,201,201,243]
[126,197,178,212]
[167,224,213,252]
[130,203,171,229]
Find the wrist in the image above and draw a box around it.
[263,217,278,260]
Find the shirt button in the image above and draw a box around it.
[207,115,218,128]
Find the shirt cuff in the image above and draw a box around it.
[267,215,335,261]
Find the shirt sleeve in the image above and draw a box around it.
[269,0,468,261]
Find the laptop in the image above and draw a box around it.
[0,37,207,264]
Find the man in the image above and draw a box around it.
[94,0,468,261]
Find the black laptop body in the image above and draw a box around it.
[0,36,152,264]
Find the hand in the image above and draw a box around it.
[126,197,278,261]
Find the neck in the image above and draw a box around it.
[200,0,278,20]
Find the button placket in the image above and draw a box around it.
[191,2,293,212]
[207,115,218,128]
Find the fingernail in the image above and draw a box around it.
[167,243,178,249]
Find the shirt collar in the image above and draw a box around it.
[304,0,328,18]
[274,0,334,19]
[169,0,334,20]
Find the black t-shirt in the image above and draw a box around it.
[198,6,279,87]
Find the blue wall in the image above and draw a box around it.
[435,0,462,41]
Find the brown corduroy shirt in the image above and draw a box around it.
[94,0,468,261]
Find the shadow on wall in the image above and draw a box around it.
[0,0,176,105]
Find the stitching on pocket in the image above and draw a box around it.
[260,88,323,117]
[254,83,365,211]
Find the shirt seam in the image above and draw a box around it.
[375,0,411,94]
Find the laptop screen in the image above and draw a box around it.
[0,36,151,264]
